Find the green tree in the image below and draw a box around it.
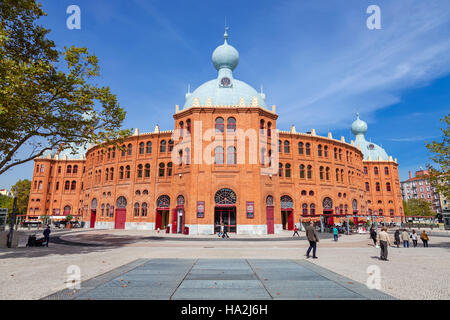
[0,0,131,175]
[10,179,31,214]
[0,194,12,211]
[403,199,434,217]
[426,114,450,199]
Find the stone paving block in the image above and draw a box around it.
[256,272,328,281]
[263,280,343,289]
[100,279,181,288]
[186,273,259,281]
[188,269,254,275]
[172,288,272,300]
[75,286,175,300]
[266,286,364,300]
[179,280,265,289]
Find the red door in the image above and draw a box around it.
[155,210,162,230]
[288,210,294,230]
[171,209,177,234]
[114,209,126,229]
[90,210,96,228]
[266,206,274,234]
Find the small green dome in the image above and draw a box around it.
[212,29,239,71]
[351,113,368,135]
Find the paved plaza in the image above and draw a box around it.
[44,258,392,300]
[0,229,449,300]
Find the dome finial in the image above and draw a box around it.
[356,112,360,119]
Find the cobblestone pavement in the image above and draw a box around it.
[0,230,448,300]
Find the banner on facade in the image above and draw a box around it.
[197,201,205,218]
[246,201,254,219]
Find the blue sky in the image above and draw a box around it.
[1,0,449,188]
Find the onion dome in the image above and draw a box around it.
[351,113,389,161]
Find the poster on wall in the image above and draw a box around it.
[246,201,254,219]
[197,201,205,218]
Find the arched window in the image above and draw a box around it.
[119,166,124,179]
[365,182,370,191]
[284,141,290,153]
[105,168,109,181]
[278,140,282,153]
[261,148,266,166]
[302,203,308,215]
[110,168,113,180]
[128,144,132,156]
[364,166,368,174]
[323,197,333,210]
[307,165,312,179]
[126,166,131,179]
[386,182,391,192]
[281,195,294,209]
[318,144,322,157]
[146,141,152,154]
[227,117,236,132]
[177,195,185,206]
[167,162,173,176]
[178,150,183,166]
[300,165,305,178]
[319,167,324,180]
[352,199,358,213]
[227,146,236,165]
[384,167,389,175]
[279,163,283,177]
[36,164,39,173]
[160,140,166,153]
[324,146,328,157]
[376,182,380,191]
[116,196,127,208]
[374,167,379,175]
[73,165,78,174]
[215,146,224,164]
[187,119,191,133]
[389,209,394,216]
[137,164,143,178]
[101,204,105,216]
[134,203,140,217]
[112,147,116,158]
[135,190,141,196]
[106,204,111,217]
[215,117,224,133]
[267,122,272,137]
[169,140,174,152]
[179,121,184,136]
[159,163,165,177]
[145,164,150,178]
[344,204,348,214]
[301,190,307,196]
[71,181,76,190]
[139,142,145,154]
[305,143,311,155]
[326,167,330,180]
[260,119,265,132]
[67,165,72,174]
[298,142,304,155]
[65,181,70,190]
[379,209,384,216]
[143,190,149,195]
[63,205,71,214]
[185,148,191,165]
[215,188,237,205]
[266,195,274,206]
[285,163,291,178]
[310,203,316,215]
[336,169,339,182]
[142,203,148,217]
[334,148,338,159]
[121,144,126,157]
[309,190,314,196]
[341,169,344,182]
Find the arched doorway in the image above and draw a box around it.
[90,198,97,228]
[214,188,237,233]
[266,195,274,234]
[156,195,170,231]
[63,205,71,216]
[323,197,334,226]
[115,196,127,229]
[172,195,185,234]
[281,195,294,230]
[352,199,359,225]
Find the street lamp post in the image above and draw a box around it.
[7,187,18,248]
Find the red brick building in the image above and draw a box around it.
[27,32,404,234]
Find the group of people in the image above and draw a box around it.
[370,226,431,261]
[217,222,229,239]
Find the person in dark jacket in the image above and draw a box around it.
[394,229,401,248]
[43,225,51,247]
[222,222,229,239]
[305,222,319,259]
[370,227,377,246]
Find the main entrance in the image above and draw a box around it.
[214,188,237,233]
[155,195,170,231]
[281,195,294,230]
[214,207,237,233]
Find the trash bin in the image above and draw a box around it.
[165,226,170,234]
[184,226,189,235]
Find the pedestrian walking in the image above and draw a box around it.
[401,229,410,248]
[222,222,229,239]
[293,225,300,237]
[420,230,429,247]
[218,222,224,237]
[370,227,377,246]
[411,230,418,247]
[43,225,51,247]
[394,229,401,248]
[333,225,338,241]
[305,221,319,259]
[376,227,391,261]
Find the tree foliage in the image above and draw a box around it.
[0,0,131,175]
[10,179,31,214]
[403,199,435,217]
[426,114,450,199]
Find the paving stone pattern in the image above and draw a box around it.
[44,259,394,300]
